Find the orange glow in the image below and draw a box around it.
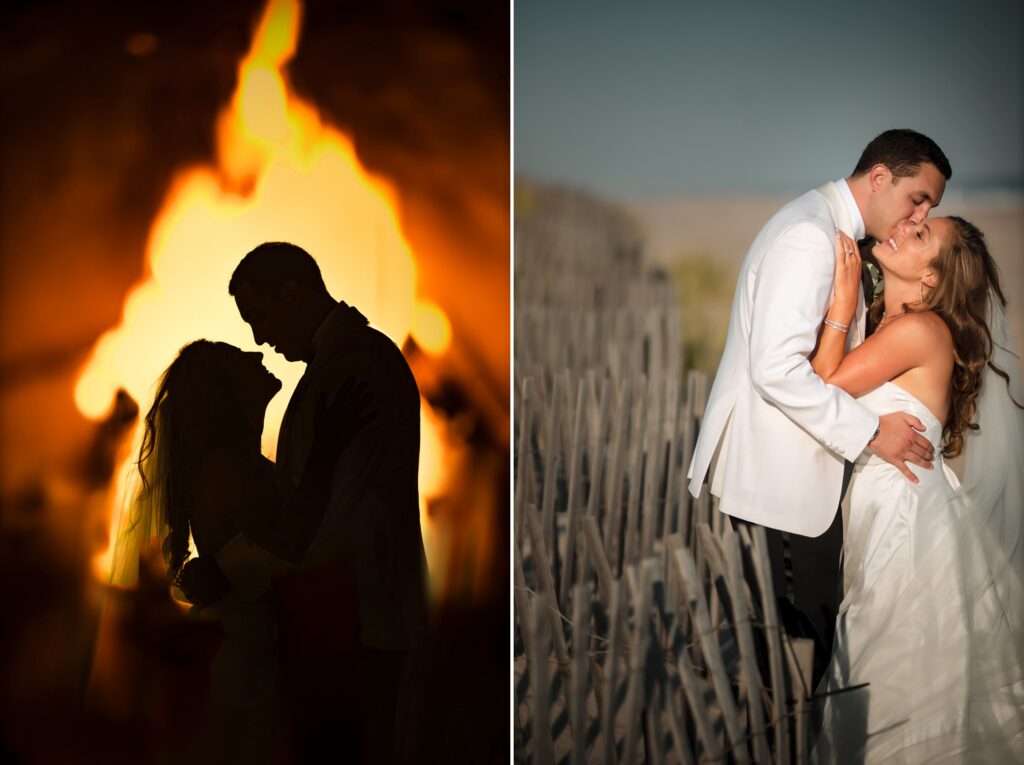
[90,464,130,582]
[418,402,448,599]
[412,300,452,355]
[76,0,448,590]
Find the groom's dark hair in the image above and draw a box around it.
[853,129,952,181]
[229,241,328,297]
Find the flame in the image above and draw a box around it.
[412,300,453,355]
[77,0,450,596]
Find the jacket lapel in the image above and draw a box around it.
[815,182,866,347]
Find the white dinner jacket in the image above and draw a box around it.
[687,181,878,537]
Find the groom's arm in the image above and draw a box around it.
[187,449,294,602]
[301,343,419,565]
[748,222,879,459]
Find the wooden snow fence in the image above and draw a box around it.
[514,192,816,763]
[513,370,817,763]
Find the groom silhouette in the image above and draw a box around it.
[688,130,951,685]
[229,241,428,763]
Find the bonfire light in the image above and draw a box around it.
[75,0,450,594]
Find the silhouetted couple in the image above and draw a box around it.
[121,242,428,763]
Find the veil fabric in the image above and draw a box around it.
[108,400,182,588]
[961,294,1024,637]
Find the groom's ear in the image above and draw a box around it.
[279,280,302,304]
[869,163,892,191]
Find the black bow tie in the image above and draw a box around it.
[858,239,878,337]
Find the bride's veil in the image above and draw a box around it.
[109,394,174,588]
[961,291,1024,636]
[108,341,234,588]
[944,289,1024,760]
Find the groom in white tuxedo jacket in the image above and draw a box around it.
[688,130,950,675]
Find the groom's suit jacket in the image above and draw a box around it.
[687,182,877,537]
[275,301,428,651]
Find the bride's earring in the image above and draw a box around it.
[920,280,926,303]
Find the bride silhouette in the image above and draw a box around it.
[111,339,373,761]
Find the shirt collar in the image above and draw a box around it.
[836,178,866,241]
[308,301,368,368]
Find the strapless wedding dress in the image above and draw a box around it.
[812,382,1024,764]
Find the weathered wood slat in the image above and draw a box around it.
[539,452,560,576]
[661,377,683,542]
[677,647,723,762]
[601,579,623,765]
[621,561,655,765]
[571,583,591,765]
[603,383,630,570]
[514,534,534,668]
[539,376,562,561]
[677,396,696,547]
[724,530,771,764]
[639,377,665,560]
[560,377,588,609]
[514,378,533,544]
[522,501,574,732]
[579,377,612,585]
[622,376,648,569]
[529,593,555,765]
[744,523,791,765]
[673,546,751,764]
[786,637,815,765]
[647,559,697,765]
[583,516,615,606]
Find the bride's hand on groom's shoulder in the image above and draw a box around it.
[829,231,861,323]
[869,411,935,484]
[312,378,378,458]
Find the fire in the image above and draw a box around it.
[77,0,449,594]
[412,300,453,355]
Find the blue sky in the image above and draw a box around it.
[515,0,1024,197]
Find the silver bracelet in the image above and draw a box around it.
[823,318,849,333]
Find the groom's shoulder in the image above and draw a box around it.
[760,189,833,240]
[322,321,401,359]
[776,188,831,225]
[320,323,415,385]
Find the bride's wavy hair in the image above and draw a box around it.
[136,340,249,582]
[869,216,1020,458]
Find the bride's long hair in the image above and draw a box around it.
[132,340,251,583]
[869,216,1020,458]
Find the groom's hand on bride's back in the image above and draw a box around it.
[869,411,934,483]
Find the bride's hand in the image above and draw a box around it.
[829,231,861,325]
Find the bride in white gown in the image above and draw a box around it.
[807,220,1024,763]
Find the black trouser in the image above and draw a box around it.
[735,460,853,690]
[280,648,407,765]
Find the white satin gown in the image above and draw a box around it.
[813,382,1024,764]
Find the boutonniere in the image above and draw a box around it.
[864,260,884,298]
